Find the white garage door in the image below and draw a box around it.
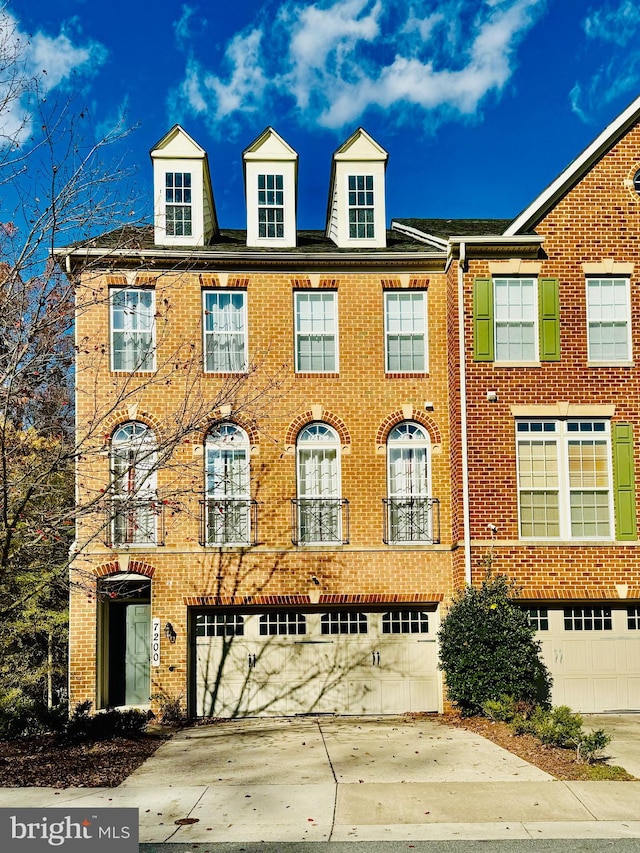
[194,608,440,717]
[530,605,640,712]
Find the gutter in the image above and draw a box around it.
[457,241,472,585]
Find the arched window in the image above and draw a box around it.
[295,423,344,543]
[385,422,434,543]
[204,423,252,545]
[111,422,157,545]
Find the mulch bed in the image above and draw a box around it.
[0,733,168,788]
[440,712,636,781]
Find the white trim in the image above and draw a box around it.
[202,288,248,373]
[585,275,632,363]
[294,290,339,373]
[506,95,640,235]
[383,290,428,373]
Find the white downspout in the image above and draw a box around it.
[457,242,472,585]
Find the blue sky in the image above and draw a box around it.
[7,0,640,231]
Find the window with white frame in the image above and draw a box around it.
[524,607,549,631]
[384,291,427,372]
[627,606,640,629]
[203,290,247,372]
[165,172,192,236]
[586,277,631,361]
[564,606,612,631]
[494,277,537,361]
[111,422,158,545]
[386,423,433,543]
[204,423,251,545]
[516,419,612,540]
[111,289,155,372]
[258,174,284,238]
[348,175,374,238]
[296,423,342,543]
[294,291,337,372]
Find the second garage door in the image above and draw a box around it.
[530,604,640,712]
[194,607,440,717]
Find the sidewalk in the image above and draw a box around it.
[0,716,638,843]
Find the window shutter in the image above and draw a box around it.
[538,277,560,361]
[613,422,637,541]
[473,277,494,361]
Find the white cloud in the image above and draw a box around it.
[0,10,108,145]
[583,0,640,46]
[173,5,200,50]
[174,0,546,135]
[572,1,640,122]
[29,30,107,92]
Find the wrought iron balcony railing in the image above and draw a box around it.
[383,497,440,544]
[291,498,349,545]
[199,497,258,546]
[106,497,165,547]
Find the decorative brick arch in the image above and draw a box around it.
[376,409,442,447]
[101,407,165,443]
[199,415,260,446]
[285,408,351,448]
[94,559,156,579]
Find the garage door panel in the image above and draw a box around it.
[562,641,588,672]
[627,678,640,709]
[591,641,617,671]
[625,639,640,671]
[410,678,439,711]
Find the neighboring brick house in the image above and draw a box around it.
[61,96,640,718]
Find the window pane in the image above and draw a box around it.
[494,278,536,361]
[295,293,337,372]
[385,292,426,372]
[587,278,630,361]
[204,291,247,372]
[111,290,155,371]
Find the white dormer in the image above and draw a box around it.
[326,128,388,249]
[150,125,218,247]
[243,127,298,248]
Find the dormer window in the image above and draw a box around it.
[243,128,298,248]
[165,172,192,237]
[258,174,284,238]
[151,125,218,247]
[326,128,387,249]
[348,175,374,238]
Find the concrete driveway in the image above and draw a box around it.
[123,715,552,787]
[585,713,640,777]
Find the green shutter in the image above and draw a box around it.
[473,277,494,361]
[613,422,637,541]
[538,277,560,361]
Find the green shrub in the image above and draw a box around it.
[438,572,552,716]
[533,705,583,747]
[65,702,149,742]
[482,695,519,722]
[576,729,611,763]
[0,691,68,739]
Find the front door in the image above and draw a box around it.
[125,604,151,705]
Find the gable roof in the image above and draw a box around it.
[506,94,640,235]
[242,126,298,160]
[149,124,207,159]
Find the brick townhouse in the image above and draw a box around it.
[60,96,640,718]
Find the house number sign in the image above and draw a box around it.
[151,617,161,667]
